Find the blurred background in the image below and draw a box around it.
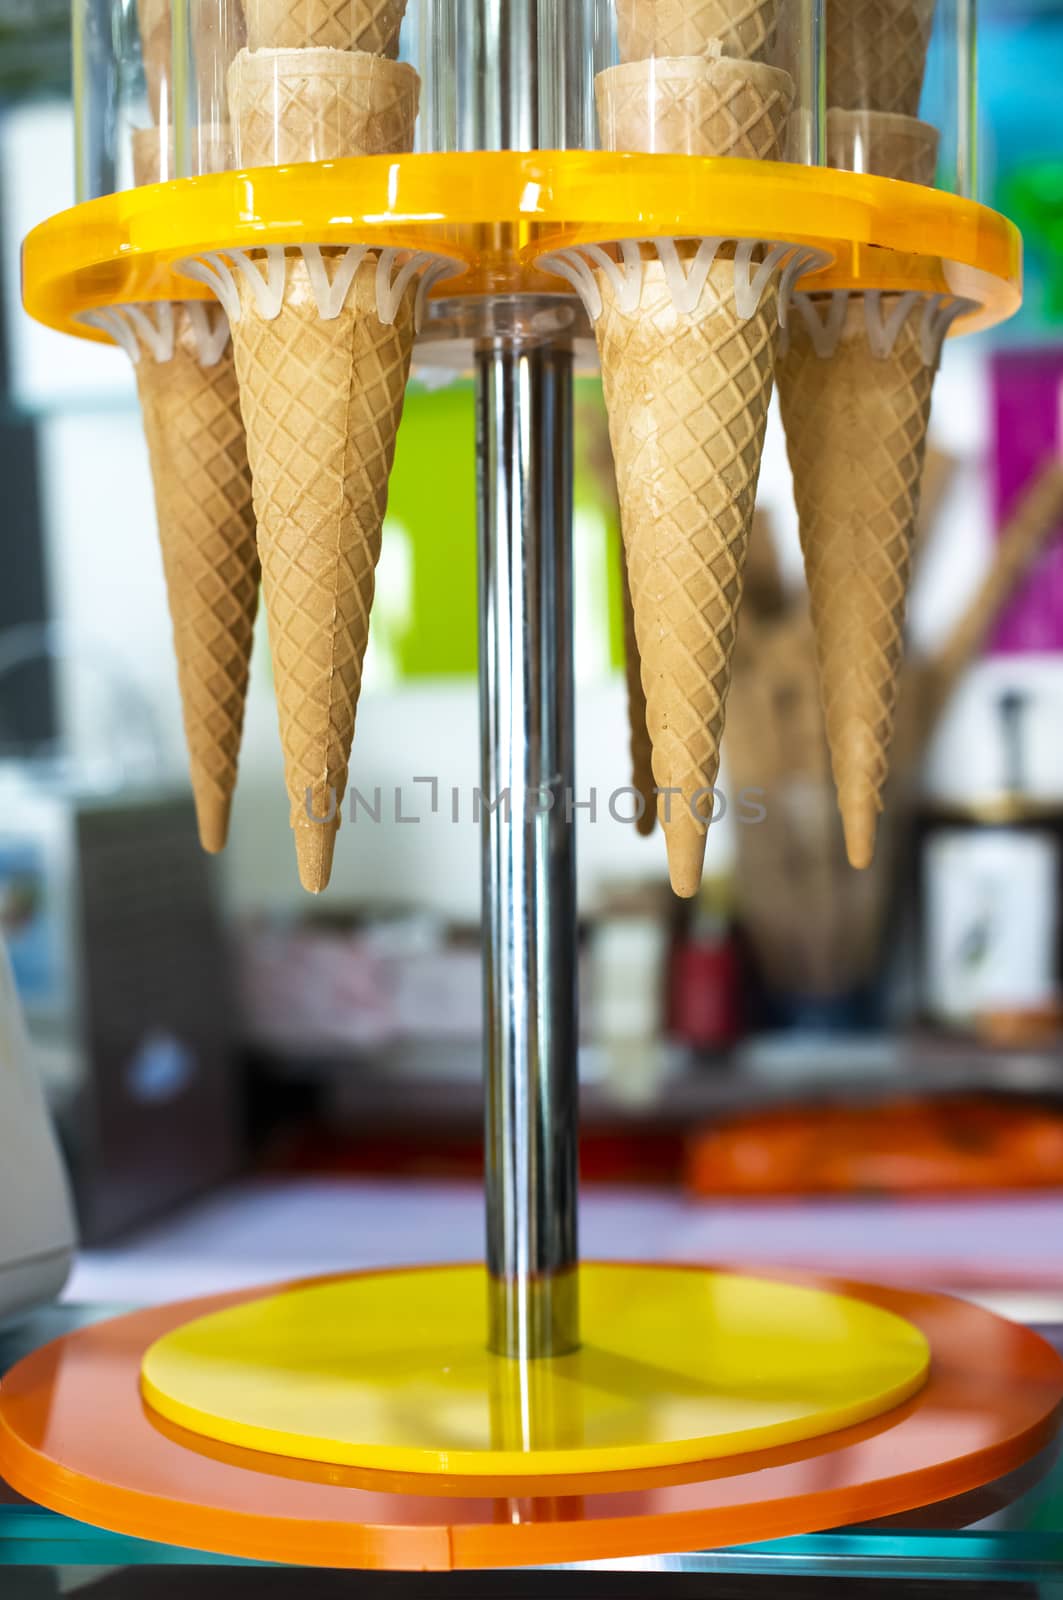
[1,0,1062,1307]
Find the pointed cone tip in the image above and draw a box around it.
[663,808,709,900]
[833,728,886,872]
[841,797,879,873]
[194,790,233,856]
[295,823,338,896]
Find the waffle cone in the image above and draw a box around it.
[137,0,171,124]
[596,53,794,157]
[594,53,789,895]
[597,257,777,897]
[225,50,419,890]
[136,310,259,853]
[827,108,939,186]
[229,47,419,166]
[615,0,780,64]
[778,111,940,869]
[132,125,236,187]
[230,253,415,892]
[619,549,657,837]
[244,0,407,54]
[826,0,936,116]
[777,297,938,870]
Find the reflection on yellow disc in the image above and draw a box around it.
[141,1265,930,1478]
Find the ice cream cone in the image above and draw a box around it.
[826,0,936,117]
[776,113,940,869]
[244,0,407,55]
[597,256,778,896]
[227,50,419,890]
[827,107,940,185]
[230,253,415,892]
[594,54,791,896]
[133,126,170,187]
[229,46,418,166]
[127,122,259,853]
[597,50,794,156]
[619,549,657,838]
[615,0,780,65]
[777,297,939,869]
[136,309,259,853]
[137,0,171,124]
[132,124,235,187]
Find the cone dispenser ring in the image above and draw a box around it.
[8,0,1060,1576]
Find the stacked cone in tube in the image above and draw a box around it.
[244,0,406,55]
[136,0,171,122]
[777,18,941,868]
[227,9,417,891]
[594,34,793,896]
[827,0,937,116]
[615,0,781,66]
[229,42,417,166]
[826,105,940,186]
[130,107,260,854]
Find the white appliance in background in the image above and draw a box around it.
[0,930,75,1325]
[0,772,242,1247]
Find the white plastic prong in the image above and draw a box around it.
[864,289,922,359]
[653,237,724,316]
[224,246,288,320]
[376,249,438,328]
[414,257,458,335]
[920,293,972,366]
[178,253,243,323]
[778,246,831,329]
[123,301,175,364]
[538,250,603,322]
[78,307,143,364]
[301,244,370,321]
[790,290,852,359]
[183,301,231,367]
[612,240,643,314]
[733,239,792,322]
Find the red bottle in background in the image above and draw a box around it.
[669,879,744,1052]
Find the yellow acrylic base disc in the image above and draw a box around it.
[141,1265,930,1478]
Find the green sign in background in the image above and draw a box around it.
[377,378,625,682]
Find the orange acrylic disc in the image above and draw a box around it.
[0,1264,1060,1571]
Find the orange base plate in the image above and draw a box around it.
[0,1265,1060,1571]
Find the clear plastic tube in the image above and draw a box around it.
[72,2,976,195]
[824,0,977,195]
[74,0,166,197]
[159,1,824,172]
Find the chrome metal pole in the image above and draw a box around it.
[956,0,978,201]
[463,0,588,1363]
[477,342,579,1361]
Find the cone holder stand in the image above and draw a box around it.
[23,153,1022,339]
[7,147,1059,1573]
